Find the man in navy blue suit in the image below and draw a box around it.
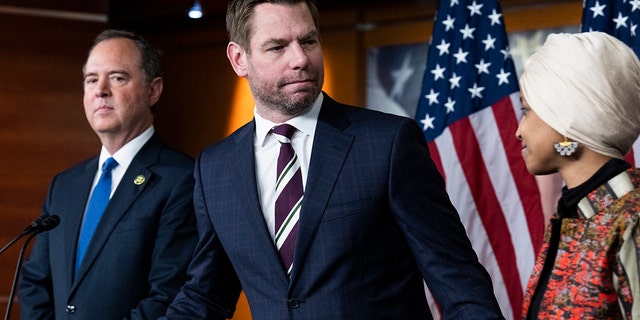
[18,30,198,319]
[164,0,504,318]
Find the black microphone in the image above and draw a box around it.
[0,215,59,256]
[22,216,46,234]
[37,215,60,233]
[4,215,60,320]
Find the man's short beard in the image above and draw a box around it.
[254,86,321,117]
[278,93,317,116]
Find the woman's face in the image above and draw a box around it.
[515,96,566,175]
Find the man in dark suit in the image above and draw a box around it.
[18,29,198,319]
[163,0,505,318]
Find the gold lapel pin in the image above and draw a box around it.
[133,175,146,185]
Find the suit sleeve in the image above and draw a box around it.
[389,119,505,319]
[161,153,242,320]
[18,177,58,320]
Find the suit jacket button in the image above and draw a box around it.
[65,305,76,313]
[287,298,300,309]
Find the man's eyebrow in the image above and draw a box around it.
[108,70,130,76]
[301,30,319,39]
[263,30,319,46]
[83,70,130,78]
[264,38,287,46]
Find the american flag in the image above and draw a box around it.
[582,0,640,166]
[414,0,545,318]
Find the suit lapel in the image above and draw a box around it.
[64,159,99,285]
[72,135,161,286]
[230,122,288,280]
[289,96,354,283]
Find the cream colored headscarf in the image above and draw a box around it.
[520,32,640,159]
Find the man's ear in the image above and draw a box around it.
[148,77,163,107]
[227,41,248,78]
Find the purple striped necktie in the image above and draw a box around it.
[271,124,303,274]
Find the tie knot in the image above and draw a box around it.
[102,157,118,172]
[271,124,297,141]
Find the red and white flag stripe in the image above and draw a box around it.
[425,93,544,319]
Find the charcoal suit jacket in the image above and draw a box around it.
[164,93,504,319]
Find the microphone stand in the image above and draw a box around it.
[4,232,37,320]
[0,216,46,256]
[2,215,58,320]
[0,230,33,256]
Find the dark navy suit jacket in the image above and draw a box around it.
[19,134,198,319]
[165,94,504,319]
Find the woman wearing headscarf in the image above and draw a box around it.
[517,31,640,319]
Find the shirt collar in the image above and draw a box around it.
[254,93,323,146]
[561,158,630,208]
[98,125,155,169]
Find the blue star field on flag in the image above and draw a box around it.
[415,0,520,142]
[582,0,640,56]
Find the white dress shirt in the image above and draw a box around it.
[254,95,322,239]
[89,125,154,202]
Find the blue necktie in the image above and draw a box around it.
[76,157,118,273]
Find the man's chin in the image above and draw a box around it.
[290,91,314,101]
[91,123,119,135]
[288,91,319,109]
